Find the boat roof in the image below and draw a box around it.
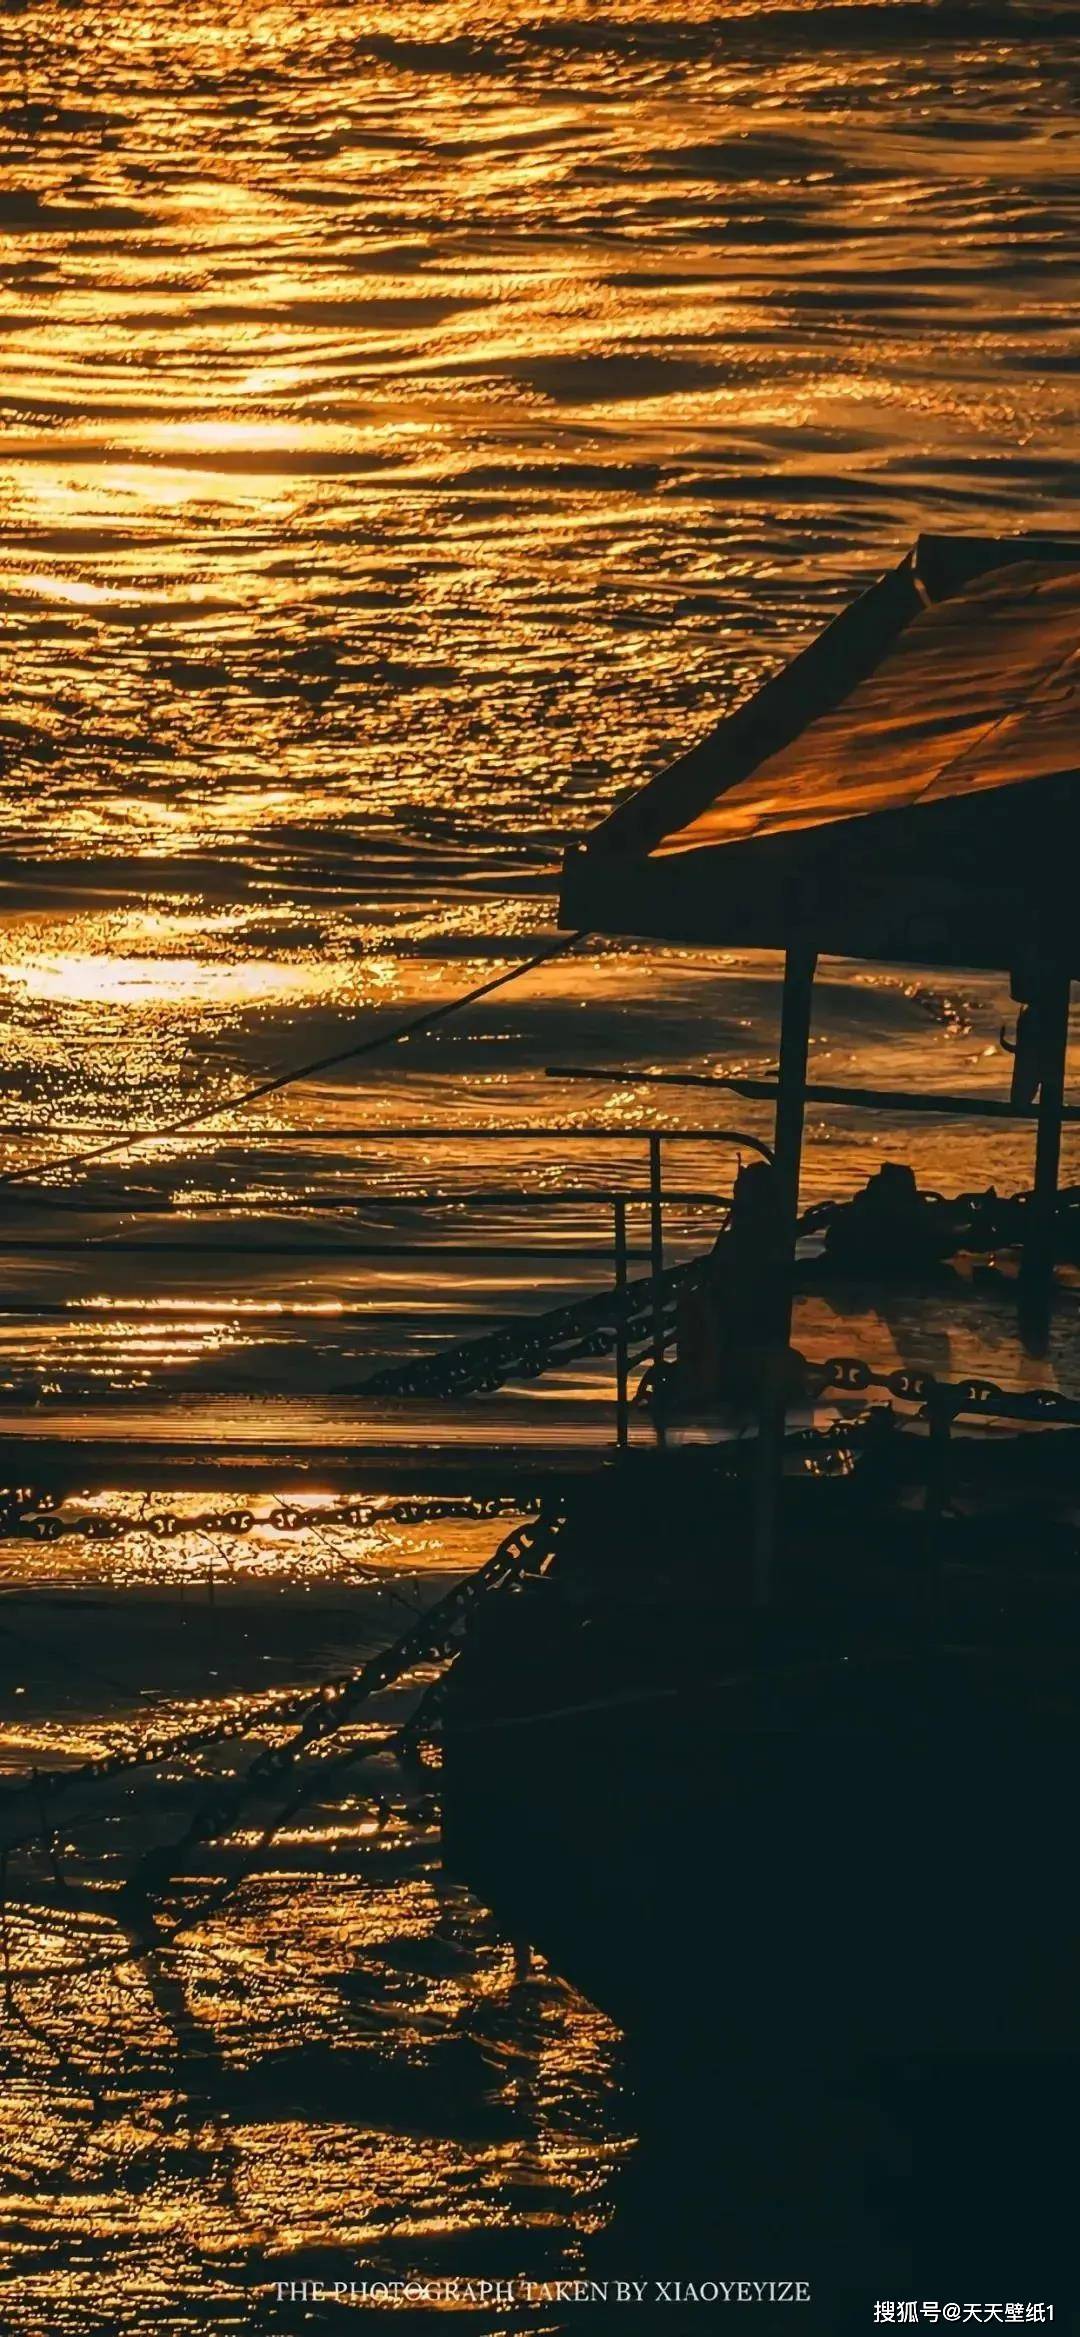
[560,533,1080,972]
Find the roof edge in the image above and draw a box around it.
[562,532,1080,900]
[571,550,920,865]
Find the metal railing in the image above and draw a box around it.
[0,1125,754,1446]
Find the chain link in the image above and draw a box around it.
[0,1489,541,1545]
[808,1357,1080,1427]
[357,1180,1080,1411]
[0,1508,561,1846]
[119,1508,565,1917]
[360,1264,689,1403]
[801,1180,1080,1260]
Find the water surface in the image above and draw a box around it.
[1,0,1079,2322]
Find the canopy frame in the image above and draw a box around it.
[559,532,1080,1595]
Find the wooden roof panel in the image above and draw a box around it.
[560,534,1080,969]
[652,562,1080,856]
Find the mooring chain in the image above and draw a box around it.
[360,1263,691,1402]
[0,1517,565,1994]
[359,1179,1080,1411]
[643,1347,1080,1431]
[119,1509,565,1920]
[0,1489,540,1546]
[799,1180,1080,1255]
[808,1356,1080,1428]
[0,1510,561,1853]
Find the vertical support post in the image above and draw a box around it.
[613,1197,629,1451]
[1020,973,1071,1339]
[753,944,817,1605]
[649,1134,666,1443]
[924,1381,954,1518]
[772,945,818,1285]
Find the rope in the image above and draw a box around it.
[0,931,589,1194]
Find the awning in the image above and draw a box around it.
[560,534,1080,973]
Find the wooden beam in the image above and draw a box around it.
[546,1063,1080,1124]
[773,947,818,1269]
[754,946,817,1605]
[1020,973,1072,1332]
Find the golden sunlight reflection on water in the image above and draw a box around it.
[0,1508,629,2324]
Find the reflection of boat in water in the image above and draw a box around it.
[443,533,1080,2319]
[443,1450,1080,2309]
